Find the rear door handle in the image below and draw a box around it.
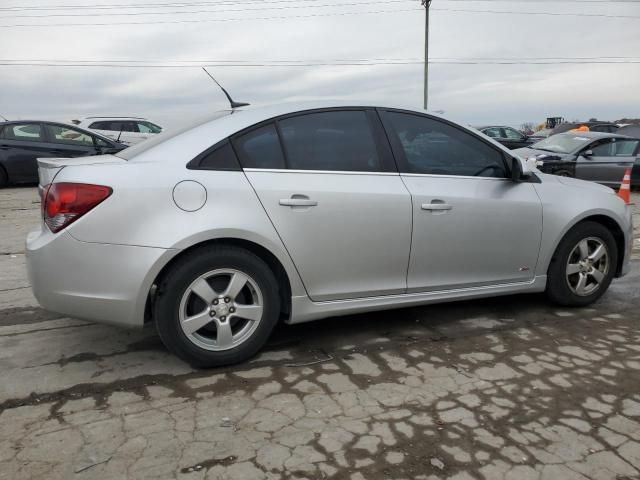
[422,203,452,211]
[279,196,318,207]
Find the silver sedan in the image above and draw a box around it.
[27,102,634,367]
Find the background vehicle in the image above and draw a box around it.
[514,132,639,188]
[0,120,126,186]
[552,121,619,135]
[27,102,633,367]
[619,125,640,187]
[74,116,163,146]
[477,125,535,149]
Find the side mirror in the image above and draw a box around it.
[583,149,593,157]
[511,156,533,182]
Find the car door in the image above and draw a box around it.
[379,110,543,292]
[577,138,636,187]
[237,109,413,302]
[0,122,58,183]
[44,124,102,158]
[481,127,504,145]
[502,127,529,149]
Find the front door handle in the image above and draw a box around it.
[422,203,452,211]
[279,196,318,207]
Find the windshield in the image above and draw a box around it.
[115,110,231,160]
[532,133,592,154]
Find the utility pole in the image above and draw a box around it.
[422,0,432,110]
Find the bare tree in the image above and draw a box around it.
[520,122,535,134]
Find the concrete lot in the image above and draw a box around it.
[1,186,639,480]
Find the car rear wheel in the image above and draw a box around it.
[546,222,617,307]
[154,245,280,367]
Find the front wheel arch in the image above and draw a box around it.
[550,215,625,277]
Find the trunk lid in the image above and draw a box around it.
[37,155,126,187]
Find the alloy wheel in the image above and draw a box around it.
[178,269,264,351]
[565,237,609,297]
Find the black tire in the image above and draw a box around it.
[154,245,281,367]
[555,169,573,178]
[0,167,7,188]
[546,221,617,307]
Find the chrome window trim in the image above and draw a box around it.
[243,168,400,176]
[400,173,510,181]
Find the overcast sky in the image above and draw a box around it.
[0,0,638,129]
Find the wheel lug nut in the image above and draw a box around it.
[224,297,231,303]
[220,316,226,322]
[213,299,219,305]
[209,311,215,317]
[230,307,236,313]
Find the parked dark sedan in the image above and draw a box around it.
[514,132,639,188]
[0,120,126,187]
[477,126,535,149]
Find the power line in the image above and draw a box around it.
[431,7,640,18]
[1,60,639,67]
[0,7,424,27]
[0,0,378,12]
[2,3,638,26]
[0,0,412,18]
[3,56,639,63]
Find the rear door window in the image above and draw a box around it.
[482,127,502,139]
[233,123,286,169]
[278,110,382,172]
[2,123,44,142]
[46,125,95,147]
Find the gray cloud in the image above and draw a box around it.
[1,1,638,129]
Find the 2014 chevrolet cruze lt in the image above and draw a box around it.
[27,102,633,367]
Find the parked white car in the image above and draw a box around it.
[73,116,163,145]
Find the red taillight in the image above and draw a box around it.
[43,183,112,233]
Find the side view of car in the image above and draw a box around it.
[0,120,126,187]
[27,102,633,367]
[514,132,639,188]
[74,116,163,146]
[477,125,535,149]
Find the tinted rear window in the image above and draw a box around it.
[278,111,381,172]
[234,123,286,169]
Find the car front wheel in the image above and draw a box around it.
[154,245,281,367]
[546,222,617,307]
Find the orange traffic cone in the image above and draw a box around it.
[618,167,632,205]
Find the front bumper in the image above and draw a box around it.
[26,227,176,328]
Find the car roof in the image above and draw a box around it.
[117,100,512,163]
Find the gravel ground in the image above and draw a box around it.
[1,187,639,480]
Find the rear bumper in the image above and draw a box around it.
[26,227,177,328]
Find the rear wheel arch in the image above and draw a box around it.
[146,238,292,324]
[551,215,626,277]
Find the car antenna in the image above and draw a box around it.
[0,114,8,121]
[201,67,249,109]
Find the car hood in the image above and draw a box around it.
[540,172,616,194]
[513,147,574,162]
